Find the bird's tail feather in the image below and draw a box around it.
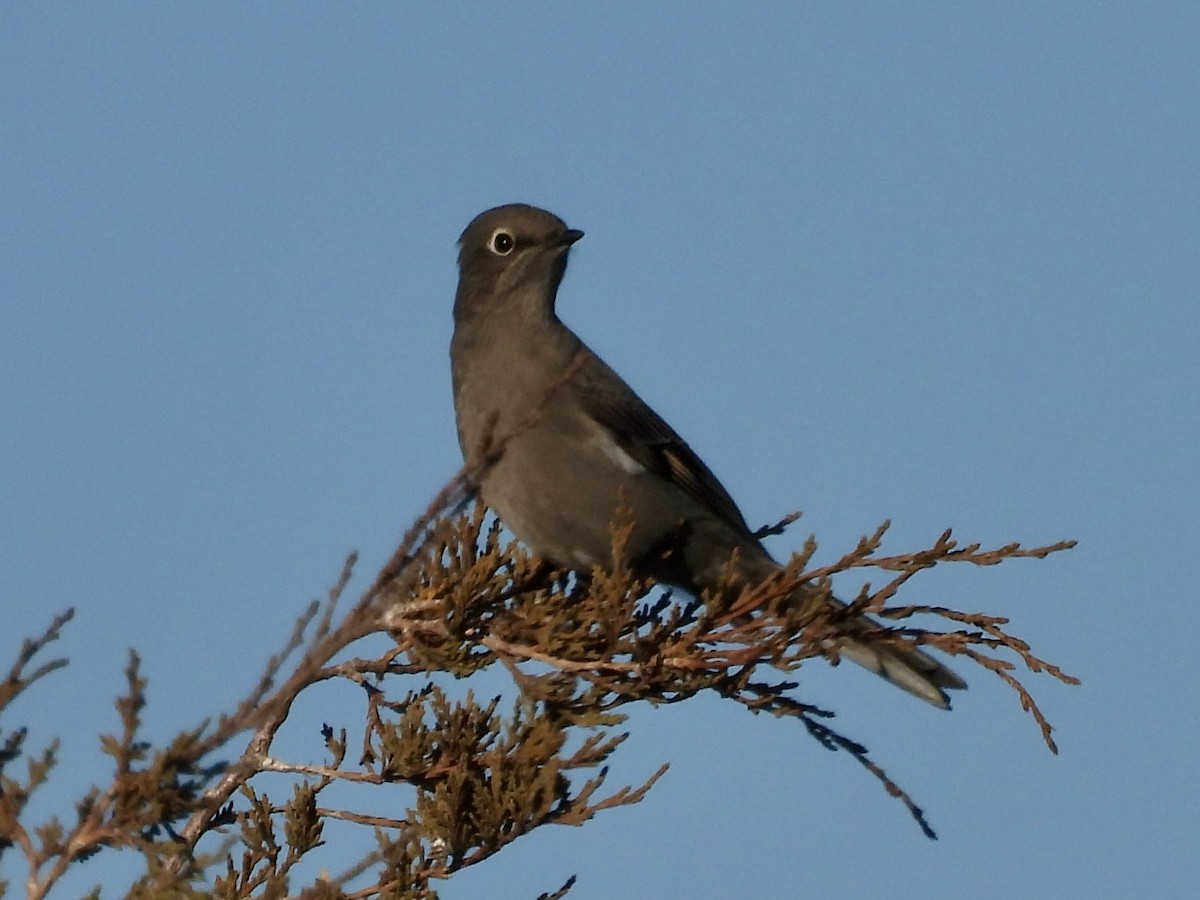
[831,606,967,709]
[728,548,966,707]
[835,633,966,709]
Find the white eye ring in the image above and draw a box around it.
[489,229,515,255]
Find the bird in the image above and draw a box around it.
[450,203,966,708]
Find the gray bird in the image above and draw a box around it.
[450,203,966,708]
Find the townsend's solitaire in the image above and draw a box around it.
[450,203,965,707]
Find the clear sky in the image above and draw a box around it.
[2,4,1197,898]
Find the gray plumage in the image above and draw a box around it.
[450,203,966,708]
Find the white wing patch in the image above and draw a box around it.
[589,423,645,475]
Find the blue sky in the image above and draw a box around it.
[2,4,1197,897]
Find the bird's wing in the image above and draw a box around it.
[572,350,755,538]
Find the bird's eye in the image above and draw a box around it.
[489,229,515,255]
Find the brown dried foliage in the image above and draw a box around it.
[0,474,1077,898]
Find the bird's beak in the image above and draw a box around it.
[560,229,585,247]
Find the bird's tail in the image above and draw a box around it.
[721,543,967,707]
[830,604,967,709]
